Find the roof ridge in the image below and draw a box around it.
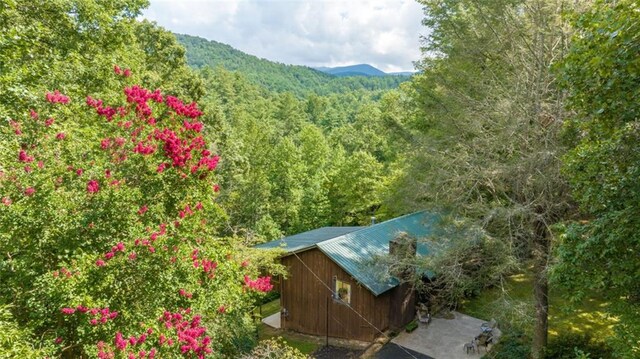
[317,210,428,246]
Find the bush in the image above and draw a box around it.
[482,330,530,359]
[241,338,307,359]
[544,333,614,359]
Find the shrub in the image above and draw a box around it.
[240,337,307,359]
[544,333,614,359]
[482,330,531,359]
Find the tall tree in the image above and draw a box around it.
[553,0,640,356]
[404,1,575,356]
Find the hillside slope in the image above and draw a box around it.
[176,34,409,96]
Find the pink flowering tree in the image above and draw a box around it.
[0,68,282,358]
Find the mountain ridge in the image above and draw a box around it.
[175,34,410,96]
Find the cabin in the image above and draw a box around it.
[254,211,438,342]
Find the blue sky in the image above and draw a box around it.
[142,0,426,72]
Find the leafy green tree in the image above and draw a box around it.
[327,150,384,225]
[0,0,202,122]
[552,1,640,356]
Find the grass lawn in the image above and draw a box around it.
[255,298,321,355]
[459,271,618,339]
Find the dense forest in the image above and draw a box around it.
[0,0,639,358]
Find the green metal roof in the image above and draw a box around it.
[254,211,439,296]
[317,211,438,296]
[253,227,363,254]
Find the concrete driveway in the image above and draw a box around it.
[389,311,501,359]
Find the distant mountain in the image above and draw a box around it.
[316,64,387,77]
[316,64,416,77]
[175,34,410,96]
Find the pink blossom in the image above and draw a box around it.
[30,109,38,119]
[113,65,122,75]
[46,90,70,104]
[37,161,44,169]
[76,168,83,176]
[54,337,63,344]
[218,305,226,314]
[87,180,100,193]
[128,252,137,260]
[18,150,34,163]
[244,275,274,292]
[96,259,105,267]
[24,187,35,196]
[2,197,11,206]
[45,118,54,126]
[137,205,148,215]
[100,138,111,149]
[115,332,127,350]
[123,69,131,77]
[61,307,76,315]
[24,166,32,173]
[56,132,66,140]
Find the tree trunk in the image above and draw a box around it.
[532,218,550,359]
[532,259,549,359]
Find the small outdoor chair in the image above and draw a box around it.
[463,341,476,354]
[417,310,431,325]
[481,318,497,333]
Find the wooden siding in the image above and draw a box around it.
[280,248,390,342]
[388,282,416,330]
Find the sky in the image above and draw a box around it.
[142,0,426,73]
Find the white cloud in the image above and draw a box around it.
[142,0,426,72]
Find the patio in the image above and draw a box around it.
[389,311,501,359]
[262,312,281,329]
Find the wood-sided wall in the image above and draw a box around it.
[279,248,391,342]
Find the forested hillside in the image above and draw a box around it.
[176,34,409,96]
[194,66,410,242]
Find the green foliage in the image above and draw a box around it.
[553,1,640,356]
[544,333,613,359]
[0,0,203,122]
[419,228,517,311]
[0,305,53,359]
[199,67,397,240]
[242,338,308,359]
[176,34,409,97]
[554,0,640,292]
[483,330,531,359]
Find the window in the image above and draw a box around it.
[333,277,351,304]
